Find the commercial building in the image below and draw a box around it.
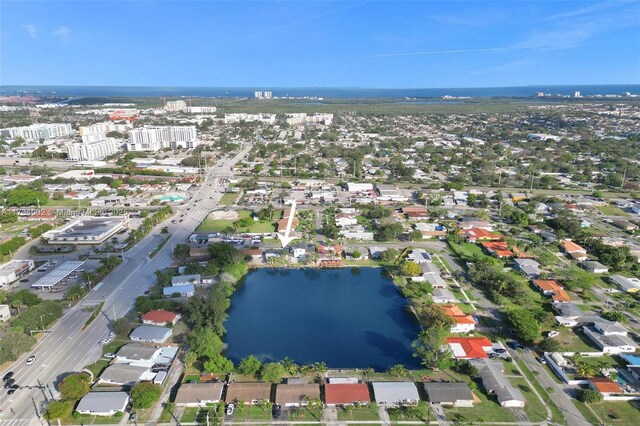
[184,106,216,113]
[66,138,122,161]
[41,216,129,244]
[165,100,187,111]
[127,126,199,151]
[30,261,85,290]
[76,392,129,416]
[224,113,276,124]
[80,122,132,135]
[0,123,73,140]
[141,310,181,326]
[0,259,34,286]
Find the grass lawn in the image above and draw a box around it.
[196,210,276,233]
[239,405,274,421]
[288,407,323,422]
[220,192,239,205]
[573,399,605,425]
[84,359,110,379]
[510,377,548,423]
[179,407,200,423]
[445,392,516,424]
[587,401,640,425]
[515,360,567,425]
[448,241,490,262]
[336,404,380,421]
[63,414,124,424]
[597,205,629,216]
[47,199,91,207]
[554,328,599,353]
[0,220,44,235]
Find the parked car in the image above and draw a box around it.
[108,331,116,339]
[99,339,110,346]
[272,404,281,419]
[7,384,18,395]
[226,403,235,416]
[25,356,36,366]
[2,372,14,381]
[4,379,15,388]
[104,353,116,359]
[537,357,547,364]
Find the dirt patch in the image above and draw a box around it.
[208,210,239,220]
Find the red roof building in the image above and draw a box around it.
[589,377,622,395]
[445,337,493,359]
[462,228,502,243]
[324,383,371,405]
[560,240,587,254]
[141,310,181,326]
[480,241,514,258]
[532,280,571,303]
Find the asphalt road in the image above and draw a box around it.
[0,144,252,425]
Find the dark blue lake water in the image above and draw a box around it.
[224,267,421,370]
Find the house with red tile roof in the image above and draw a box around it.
[401,205,429,220]
[480,241,514,258]
[441,305,476,333]
[560,240,587,254]
[141,310,181,326]
[445,337,493,359]
[324,383,371,406]
[589,377,622,396]
[461,228,501,243]
[532,280,571,303]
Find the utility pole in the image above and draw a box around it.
[622,167,627,189]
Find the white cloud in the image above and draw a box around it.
[22,24,37,39]
[53,25,70,41]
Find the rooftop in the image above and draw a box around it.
[30,261,85,289]
[324,383,371,405]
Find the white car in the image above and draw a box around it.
[547,330,560,338]
[99,339,110,346]
[104,353,116,359]
[226,403,235,416]
[25,356,36,366]
[108,331,116,339]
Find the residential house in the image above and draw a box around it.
[368,246,385,260]
[175,383,225,407]
[129,325,172,343]
[97,364,152,386]
[583,320,637,354]
[471,359,526,408]
[432,288,458,304]
[462,228,501,243]
[402,205,429,220]
[423,382,474,407]
[560,240,587,255]
[414,222,446,239]
[225,383,272,405]
[480,241,513,258]
[589,378,622,396]
[371,382,420,406]
[445,337,493,359]
[324,383,371,406]
[582,261,609,274]
[611,220,638,232]
[171,274,201,286]
[242,248,264,261]
[406,249,432,264]
[114,343,163,367]
[459,218,493,231]
[552,302,584,327]
[441,305,476,333]
[532,280,571,303]
[609,275,640,293]
[76,392,129,416]
[163,284,195,297]
[291,244,308,259]
[335,212,358,227]
[275,383,320,407]
[513,258,542,278]
[141,310,181,326]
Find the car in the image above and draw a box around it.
[547,330,560,338]
[144,290,150,295]
[109,331,116,339]
[104,353,116,359]
[179,219,183,222]
[19,279,29,283]
[129,413,136,422]
[7,385,18,395]
[2,372,14,381]
[4,379,15,388]
[99,339,110,346]
[25,356,36,366]
[226,403,235,416]
[272,404,282,419]
[537,357,547,364]
[494,348,507,354]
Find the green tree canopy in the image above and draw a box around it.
[260,362,285,382]
[59,373,91,400]
[131,382,162,409]
[238,355,263,376]
[5,187,48,207]
[505,309,540,342]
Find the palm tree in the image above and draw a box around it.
[11,299,23,314]
[161,226,169,234]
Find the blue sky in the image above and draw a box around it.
[1,0,639,87]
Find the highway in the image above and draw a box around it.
[0,144,252,425]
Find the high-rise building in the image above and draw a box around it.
[127,126,199,151]
[66,137,122,161]
[264,91,273,99]
[165,100,187,111]
[254,91,263,99]
[574,91,581,98]
[80,122,132,136]
[0,123,73,140]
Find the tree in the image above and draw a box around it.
[601,310,627,323]
[351,250,362,259]
[375,223,403,241]
[111,318,132,336]
[161,226,169,234]
[387,364,409,377]
[505,309,540,342]
[11,299,24,314]
[208,242,243,268]
[409,230,423,241]
[260,362,285,382]
[0,210,18,224]
[185,327,224,359]
[381,248,400,263]
[44,400,74,420]
[5,187,48,207]
[184,351,198,368]
[59,373,91,400]
[401,261,422,277]
[577,388,603,404]
[131,382,162,409]
[174,243,191,259]
[203,354,234,373]
[539,338,561,352]
[238,355,263,376]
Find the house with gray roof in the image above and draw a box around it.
[423,382,474,407]
[175,382,225,407]
[513,258,541,278]
[371,382,420,406]
[581,261,609,274]
[163,284,195,297]
[171,274,202,286]
[432,288,458,304]
[114,343,162,367]
[129,325,172,343]
[406,249,432,264]
[609,275,640,293]
[471,359,526,408]
[97,364,152,386]
[76,392,129,416]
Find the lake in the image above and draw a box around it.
[224,267,421,370]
